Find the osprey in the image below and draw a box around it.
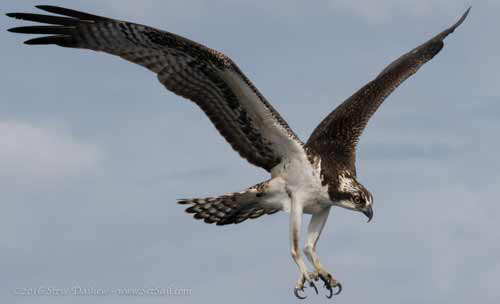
[7,5,469,299]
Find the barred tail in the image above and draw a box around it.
[178,186,280,226]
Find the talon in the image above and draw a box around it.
[326,285,333,299]
[333,282,342,296]
[294,287,307,299]
[317,272,342,298]
[309,281,318,295]
[325,282,342,298]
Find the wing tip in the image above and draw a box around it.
[7,26,39,35]
[23,36,53,45]
[35,5,56,9]
[34,4,104,21]
[35,4,72,13]
[34,5,50,10]
[22,35,74,46]
[429,6,471,43]
[6,12,23,19]
[453,6,472,30]
[5,6,67,18]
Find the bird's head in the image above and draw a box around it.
[335,173,374,222]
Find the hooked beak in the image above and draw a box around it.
[362,206,373,223]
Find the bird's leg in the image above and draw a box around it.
[303,207,342,298]
[303,207,330,281]
[290,197,318,299]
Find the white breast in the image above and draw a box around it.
[271,154,331,215]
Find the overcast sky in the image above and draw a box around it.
[1,0,498,303]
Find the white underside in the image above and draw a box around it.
[259,152,332,215]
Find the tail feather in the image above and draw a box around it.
[178,183,280,225]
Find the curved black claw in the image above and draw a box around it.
[294,287,307,299]
[333,283,342,296]
[326,286,333,299]
[325,282,342,299]
[309,281,318,295]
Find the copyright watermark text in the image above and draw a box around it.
[13,286,192,297]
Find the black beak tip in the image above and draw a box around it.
[363,207,373,223]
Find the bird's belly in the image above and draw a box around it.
[277,155,331,214]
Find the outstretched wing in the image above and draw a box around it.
[306,8,470,168]
[7,5,304,172]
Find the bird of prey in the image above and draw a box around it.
[7,5,469,299]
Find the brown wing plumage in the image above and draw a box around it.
[306,8,470,170]
[7,5,304,172]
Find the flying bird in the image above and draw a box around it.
[7,5,470,299]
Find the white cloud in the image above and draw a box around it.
[0,121,104,189]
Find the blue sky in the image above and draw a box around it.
[1,1,498,303]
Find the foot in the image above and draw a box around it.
[308,270,319,281]
[316,269,342,298]
[293,272,318,299]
